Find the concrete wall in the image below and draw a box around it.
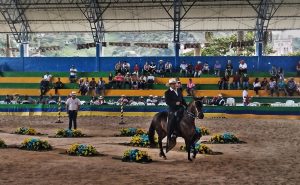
[0,56,299,72]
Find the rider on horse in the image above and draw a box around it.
[165,78,187,146]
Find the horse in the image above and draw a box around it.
[148,97,204,161]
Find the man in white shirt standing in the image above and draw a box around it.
[66,91,81,130]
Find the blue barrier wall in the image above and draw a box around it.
[0,56,299,72]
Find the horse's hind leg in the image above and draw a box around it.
[158,138,167,159]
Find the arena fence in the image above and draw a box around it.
[0,104,299,120]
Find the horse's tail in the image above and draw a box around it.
[148,119,156,148]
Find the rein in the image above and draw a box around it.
[186,100,202,119]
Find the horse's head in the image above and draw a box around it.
[192,97,204,119]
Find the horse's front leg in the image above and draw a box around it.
[186,141,192,161]
[192,143,197,159]
[159,137,167,159]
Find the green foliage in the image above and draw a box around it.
[288,51,300,56]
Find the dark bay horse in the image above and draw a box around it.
[148,97,204,161]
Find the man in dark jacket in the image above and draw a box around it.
[165,78,187,149]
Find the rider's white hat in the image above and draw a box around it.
[168,78,177,84]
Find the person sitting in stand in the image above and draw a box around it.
[143,61,150,75]
[88,77,97,96]
[147,74,155,89]
[69,65,77,83]
[180,61,188,77]
[138,75,147,89]
[96,77,105,96]
[238,60,247,75]
[108,73,114,89]
[253,78,261,97]
[218,77,226,90]
[214,61,221,76]
[114,73,124,89]
[269,65,278,80]
[78,78,88,95]
[186,78,195,96]
[157,96,167,106]
[296,61,300,77]
[4,94,11,104]
[225,60,233,77]
[115,61,122,75]
[277,67,284,80]
[54,77,64,95]
[131,74,139,90]
[120,61,128,75]
[133,63,140,76]
[124,61,130,74]
[47,95,57,105]
[117,95,129,105]
[40,77,49,96]
[94,96,107,105]
[149,61,156,74]
[146,95,155,106]
[124,72,132,89]
[261,77,269,91]
[164,61,172,76]
[194,61,203,77]
[268,77,277,97]
[215,94,225,106]
[242,73,249,89]
[286,78,297,96]
[277,79,287,96]
[296,82,300,95]
[202,63,210,74]
[43,72,53,82]
[187,63,194,77]
[137,96,146,106]
[156,60,165,77]
[21,95,36,104]
[232,71,241,90]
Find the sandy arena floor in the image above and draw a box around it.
[0,115,299,185]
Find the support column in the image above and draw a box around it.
[96,42,102,71]
[194,47,200,56]
[256,42,263,69]
[174,42,180,68]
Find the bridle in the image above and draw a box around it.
[186,100,203,119]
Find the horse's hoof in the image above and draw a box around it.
[188,158,193,162]
[163,156,167,160]
[193,155,196,159]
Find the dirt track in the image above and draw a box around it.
[0,116,299,185]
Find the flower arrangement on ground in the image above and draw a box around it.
[210,132,240,143]
[67,143,99,156]
[130,134,157,147]
[55,129,86,138]
[120,128,147,136]
[199,127,210,135]
[0,139,7,148]
[122,149,152,163]
[20,138,52,151]
[15,127,37,135]
[180,143,212,154]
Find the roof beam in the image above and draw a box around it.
[0,0,31,43]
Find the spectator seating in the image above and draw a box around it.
[0,72,299,98]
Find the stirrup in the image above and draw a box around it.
[171,133,177,138]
